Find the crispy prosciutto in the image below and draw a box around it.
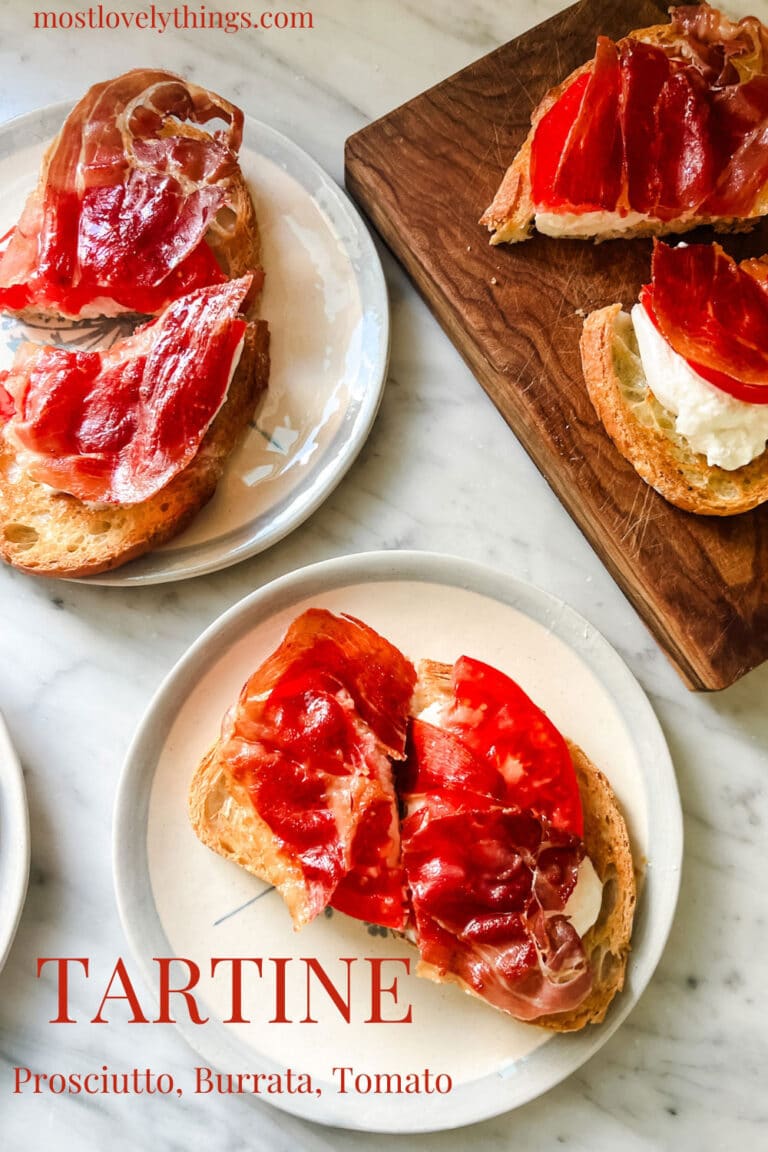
[530,7,768,222]
[0,70,251,318]
[216,610,417,929]
[402,805,590,1020]
[399,658,591,1020]
[641,241,768,404]
[0,275,252,504]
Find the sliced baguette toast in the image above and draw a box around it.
[0,319,270,577]
[409,660,636,1031]
[190,654,637,1030]
[480,21,761,245]
[581,304,768,516]
[4,72,263,322]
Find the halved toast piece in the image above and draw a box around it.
[0,70,263,321]
[0,319,270,577]
[480,10,768,245]
[410,659,636,1032]
[581,305,768,516]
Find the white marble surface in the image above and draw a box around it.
[0,1,766,1149]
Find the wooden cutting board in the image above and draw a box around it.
[344,0,768,691]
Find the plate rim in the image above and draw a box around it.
[0,100,390,587]
[0,714,30,974]
[113,549,682,1132]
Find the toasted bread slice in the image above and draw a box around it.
[189,744,312,926]
[581,304,768,516]
[205,165,263,315]
[0,319,270,577]
[480,23,761,245]
[4,75,263,322]
[411,660,636,1032]
[191,654,636,1029]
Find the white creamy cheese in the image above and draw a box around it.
[631,301,768,471]
[535,209,652,238]
[563,856,603,938]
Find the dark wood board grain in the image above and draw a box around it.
[344,0,768,691]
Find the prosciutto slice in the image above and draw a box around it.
[1,275,252,503]
[217,610,417,928]
[0,70,248,317]
[643,240,768,404]
[531,6,768,221]
[402,803,590,1020]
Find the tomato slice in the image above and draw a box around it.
[407,657,583,836]
[531,72,590,208]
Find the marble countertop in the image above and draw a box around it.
[0,1,766,1149]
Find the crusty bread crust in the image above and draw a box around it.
[581,304,768,516]
[480,25,764,245]
[537,740,636,1031]
[189,743,314,928]
[479,62,589,245]
[190,654,636,1030]
[0,319,270,577]
[205,165,263,317]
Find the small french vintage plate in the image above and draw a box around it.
[0,104,388,584]
[114,551,682,1132]
[0,712,30,974]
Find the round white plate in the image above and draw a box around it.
[114,551,682,1132]
[0,104,388,584]
[0,713,30,973]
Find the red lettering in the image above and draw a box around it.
[210,957,263,1024]
[270,957,291,1023]
[301,957,353,1023]
[154,958,208,1024]
[37,957,89,1024]
[365,957,413,1023]
[91,958,149,1024]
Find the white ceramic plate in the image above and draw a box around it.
[114,551,682,1132]
[0,713,30,973]
[0,103,388,584]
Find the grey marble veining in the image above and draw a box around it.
[0,1,767,1149]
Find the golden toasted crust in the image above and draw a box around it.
[0,319,270,577]
[189,744,314,929]
[581,304,768,516]
[205,164,263,318]
[480,26,763,245]
[479,62,589,244]
[190,654,636,1030]
[537,740,636,1031]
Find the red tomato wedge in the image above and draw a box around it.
[413,657,583,836]
[400,719,504,804]
[0,70,248,318]
[218,610,416,928]
[1,275,254,504]
[529,9,768,221]
[643,241,768,405]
